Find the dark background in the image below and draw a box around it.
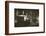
[14,8,39,27]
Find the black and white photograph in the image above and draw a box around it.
[14,9,39,27]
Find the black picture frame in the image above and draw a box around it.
[5,1,45,35]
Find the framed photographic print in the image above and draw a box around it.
[5,1,45,35]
